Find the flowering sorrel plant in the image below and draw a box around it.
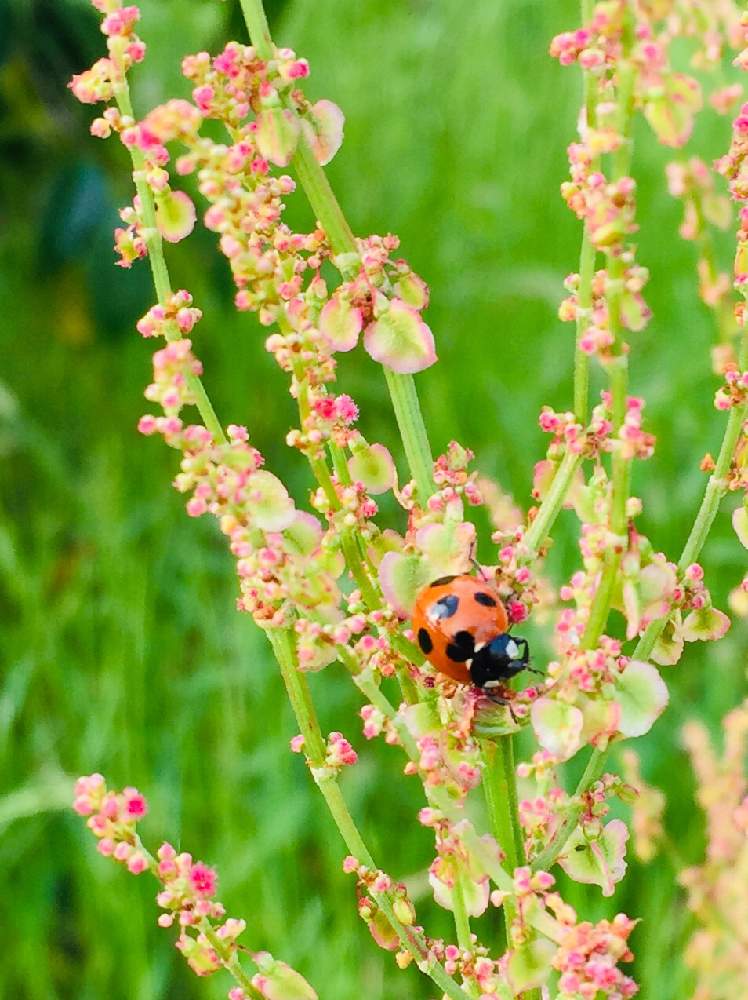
[68,0,748,997]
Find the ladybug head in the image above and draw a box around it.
[469,634,529,689]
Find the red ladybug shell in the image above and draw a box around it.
[412,574,508,685]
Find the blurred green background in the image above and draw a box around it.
[1,0,746,997]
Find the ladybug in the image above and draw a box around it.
[412,574,529,690]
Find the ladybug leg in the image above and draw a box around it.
[470,556,490,583]
[481,688,520,724]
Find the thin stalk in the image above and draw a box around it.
[574,228,596,423]
[200,923,264,999]
[382,367,435,503]
[481,739,526,874]
[573,0,599,423]
[294,364,384,607]
[292,133,358,261]
[480,738,522,945]
[451,875,473,952]
[581,367,629,653]
[634,330,748,661]
[533,51,639,872]
[481,738,545,1000]
[575,26,636,643]
[238,0,435,501]
[523,450,582,557]
[266,628,471,1000]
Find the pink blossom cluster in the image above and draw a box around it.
[552,2,706,148]
[72,777,318,995]
[549,4,624,70]
[559,265,651,358]
[136,289,202,338]
[400,696,484,799]
[142,339,203,416]
[68,2,145,104]
[714,365,748,408]
[552,913,638,999]
[73,777,229,978]
[73,773,149,873]
[666,158,732,243]
[343,855,421,961]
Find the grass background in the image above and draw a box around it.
[1,0,746,997]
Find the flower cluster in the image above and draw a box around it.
[552,913,638,999]
[136,289,202,338]
[69,1,145,105]
[550,1,707,148]
[72,776,262,986]
[73,773,149,872]
[714,366,748,409]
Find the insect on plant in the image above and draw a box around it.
[66,0,748,998]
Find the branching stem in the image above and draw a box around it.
[238,0,435,501]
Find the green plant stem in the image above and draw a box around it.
[575,32,636,644]
[481,738,525,873]
[481,741,545,1000]
[574,228,596,423]
[293,133,358,260]
[238,0,435,501]
[238,0,273,59]
[573,0,599,424]
[382,367,435,502]
[200,923,264,999]
[480,737,523,946]
[523,450,582,557]
[266,628,471,1000]
[112,82,225,445]
[534,327,748,870]
[451,875,473,952]
[634,329,748,661]
[530,51,642,874]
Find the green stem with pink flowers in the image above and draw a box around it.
[266,628,472,1000]
[342,649,568,964]
[480,737,524,945]
[239,0,435,504]
[634,324,748,660]
[534,321,748,873]
[130,839,264,998]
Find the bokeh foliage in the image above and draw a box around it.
[1,0,746,997]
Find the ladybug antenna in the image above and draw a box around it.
[470,556,489,582]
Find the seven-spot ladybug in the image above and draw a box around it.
[412,574,529,690]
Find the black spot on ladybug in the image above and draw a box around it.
[429,574,457,587]
[417,628,433,654]
[430,594,459,620]
[446,630,475,662]
[474,591,497,607]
